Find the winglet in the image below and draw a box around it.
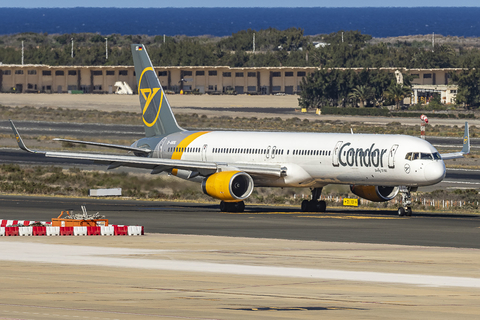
[9,120,42,154]
[461,122,470,154]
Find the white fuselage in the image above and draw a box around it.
[144,130,446,188]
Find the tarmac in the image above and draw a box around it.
[1,234,480,320]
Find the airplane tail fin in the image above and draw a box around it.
[131,44,183,137]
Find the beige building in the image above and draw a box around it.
[0,64,460,104]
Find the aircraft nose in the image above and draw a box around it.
[424,161,446,184]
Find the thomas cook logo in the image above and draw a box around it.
[464,136,468,144]
[138,67,163,127]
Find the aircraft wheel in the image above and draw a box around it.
[234,201,245,213]
[220,201,227,212]
[317,200,327,212]
[301,200,310,212]
[398,207,406,216]
[405,207,412,216]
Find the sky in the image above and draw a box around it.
[2,0,480,7]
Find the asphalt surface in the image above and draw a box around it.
[1,195,479,249]
[1,119,479,149]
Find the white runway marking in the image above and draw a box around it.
[1,242,480,289]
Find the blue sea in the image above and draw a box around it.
[1,7,480,37]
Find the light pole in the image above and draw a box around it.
[71,38,74,59]
[105,37,108,60]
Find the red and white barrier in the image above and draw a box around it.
[0,220,51,227]
[0,224,143,236]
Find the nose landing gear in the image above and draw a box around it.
[398,186,414,216]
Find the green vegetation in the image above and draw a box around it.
[1,29,480,69]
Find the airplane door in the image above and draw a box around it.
[271,146,277,159]
[388,144,399,168]
[202,144,208,162]
[332,141,343,167]
[156,137,167,158]
[266,146,271,159]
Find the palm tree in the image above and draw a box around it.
[348,85,374,108]
[384,84,412,110]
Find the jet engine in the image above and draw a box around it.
[350,185,399,202]
[202,171,254,201]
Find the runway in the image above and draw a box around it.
[1,119,479,149]
[1,195,479,248]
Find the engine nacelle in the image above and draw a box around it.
[350,185,399,202]
[202,171,254,201]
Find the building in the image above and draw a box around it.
[0,64,460,104]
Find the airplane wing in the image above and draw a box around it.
[440,122,470,160]
[9,120,286,177]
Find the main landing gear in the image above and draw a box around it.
[220,200,245,213]
[301,187,327,212]
[397,186,413,216]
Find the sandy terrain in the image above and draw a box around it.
[1,234,479,320]
[2,93,480,127]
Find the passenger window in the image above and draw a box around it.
[405,152,412,160]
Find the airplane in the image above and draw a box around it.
[9,44,471,216]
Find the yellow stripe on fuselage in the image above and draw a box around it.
[171,131,209,176]
[171,131,210,160]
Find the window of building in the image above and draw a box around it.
[93,85,102,90]
[297,71,306,77]
[285,71,294,77]
[158,71,167,77]
[423,74,432,79]
[27,70,36,75]
[42,70,51,76]
[92,70,102,76]
[247,72,256,77]
[183,71,192,76]
[15,70,24,75]
[272,72,281,77]
[2,70,11,75]
[119,70,128,76]
[68,70,77,76]
[55,70,64,76]
[208,85,214,90]
[450,90,457,94]
[223,72,231,77]
[106,70,115,76]
[209,70,217,76]
[196,70,205,76]
[235,72,244,77]
[272,86,281,92]
[247,86,256,92]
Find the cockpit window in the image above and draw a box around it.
[421,153,433,160]
[432,152,441,160]
[412,152,420,160]
[405,152,412,160]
